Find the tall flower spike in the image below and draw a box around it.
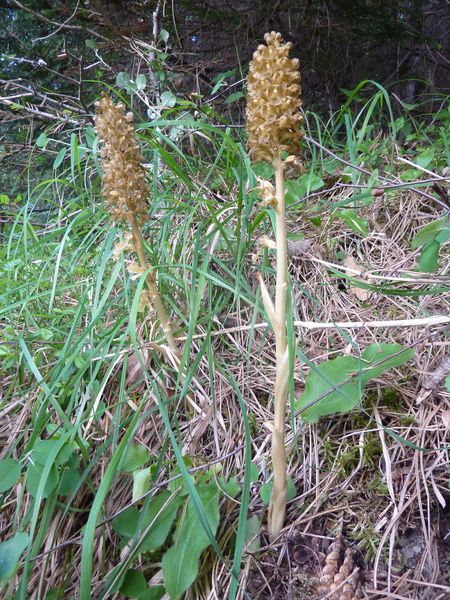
[246,31,303,163]
[95,95,149,224]
[95,96,180,358]
[246,32,303,540]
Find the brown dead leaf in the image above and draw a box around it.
[343,256,371,302]
[441,409,450,429]
[126,347,150,388]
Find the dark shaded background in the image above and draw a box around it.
[0,0,449,175]
[173,0,450,111]
[1,1,449,110]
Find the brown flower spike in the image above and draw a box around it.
[246,32,303,540]
[95,95,179,357]
[246,31,303,162]
[95,95,149,224]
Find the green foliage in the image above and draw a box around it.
[0,458,21,493]
[119,569,165,599]
[24,438,81,499]
[112,489,182,553]
[120,569,149,599]
[336,208,369,237]
[120,445,151,473]
[243,515,261,553]
[296,344,414,422]
[109,480,224,600]
[162,484,220,600]
[444,376,450,393]
[259,475,297,505]
[411,217,450,273]
[0,533,30,585]
[1,46,448,599]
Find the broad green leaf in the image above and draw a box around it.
[296,344,413,422]
[116,71,133,90]
[445,375,450,392]
[287,476,297,501]
[284,180,305,204]
[36,132,48,148]
[31,439,72,466]
[415,148,434,168]
[112,490,181,553]
[0,345,13,359]
[141,587,165,600]
[400,168,421,182]
[210,76,226,95]
[338,209,369,237]
[411,217,449,248]
[162,485,220,600]
[249,463,259,483]
[244,515,261,553]
[132,467,151,502]
[225,91,245,104]
[260,476,296,505]
[368,168,379,187]
[252,162,274,179]
[120,445,150,472]
[112,507,140,539]
[159,91,177,108]
[0,458,21,493]
[435,226,450,244]
[35,327,54,341]
[26,463,58,498]
[286,174,324,202]
[394,116,405,132]
[303,173,325,192]
[53,147,66,170]
[136,74,147,91]
[85,126,96,148]
[360,344,414,382]
[259,482,271,505]
[0,533,30,584]
[59,454,81,496]
[419,240,440,273]
[120,569,148,599]
[138,491,181,553]
[296,355,362,422]
[211,69,236,83]
[159,29,169,43]
[218,476,240,498]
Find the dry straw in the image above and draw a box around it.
[246,32,303,539]
[95,95,179,357]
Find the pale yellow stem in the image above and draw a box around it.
[130,214,179,358]
[268,153,289,539]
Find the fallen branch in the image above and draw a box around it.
[175,314,450,341]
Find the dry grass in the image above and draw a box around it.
[1,179,449,599]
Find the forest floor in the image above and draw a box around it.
[1,87,450,600]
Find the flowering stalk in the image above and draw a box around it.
[246,32,303,539]
[95,96,179,358]
[129,214,178,355]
